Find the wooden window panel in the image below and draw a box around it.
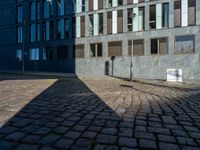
[159,38,167,55]
[108,41,122,57]
[81,16,85,37]
[127,0,133,5]
[174,1,181,27]
[98,0,103,9]
[89,0,93,11]
[188,0,196,26]
[117,10,123,33]
[128,40,144,56]
[107,12,112,34]
[75,44,84,58]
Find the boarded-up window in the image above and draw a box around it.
[175,35,195,54]
[74,44,84,58]
[57,46,68,59]
[174,1,181,27]
[107,12,112,34]
[108,41,122,57]
[89,0,93,11]
[81,16,85,37]
[188,0,196,26]
[127,0,133,5]
[128,40,144,56]
[117,10,123,33]
[98,0,103,9]
[151,37,168,55]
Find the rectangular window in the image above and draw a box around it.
[36,1,40,20]
[43,0,50,18]
[17,5,23,23]
[90,43,103,57]
[107,11,112,34]
[162,3,169,28]
[117,10,123,33]
[36,24,40,41]
[57,46,68,59]
[188,0,196,26]
[65,18,70,38]
[127,8,133,31]
[57,19,65,39]
[43,47,53,60]
[89,15,94,35]
[99,13,103,34]
[108,41,122,57]
[30,24,36,42]
[151,37,168,55]
[128,39,144,56]
[81,16,85,37]
[30,2,36,21]
[149,5,156,29]
[58,0,65,16]
[74,44,84,58]
[30,48,39,60]
[174,0,181,27]
[175,35,195,54]
[17,26,23,43]
[16,49,22,61]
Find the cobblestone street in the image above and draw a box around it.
[0,73,200,150]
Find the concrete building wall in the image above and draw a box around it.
[0,0,199,81]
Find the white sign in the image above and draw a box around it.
[167,69,182,82]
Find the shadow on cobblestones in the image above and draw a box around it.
[0,75,200,150]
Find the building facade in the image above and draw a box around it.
[0,0,200,80]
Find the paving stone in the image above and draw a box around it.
[139,139,157,149]
[5,131,26,141]
[118,137,137,148]
[14,144,38,150]
[53,126,69,134]
[0,140,14,150]
[40,146,58,150]
[162,116,177,124]
[189,132,200,139]
[148,127,170,135]
[39,133,60,145]
[158,134,176,143]
[22,135,41,143]
[94,144,118,150]
[0,127,18,135]
[177,137,197,146]
[96,134,117,144]
[63,131,81,139]
[81,131,97,139]
[71,138,93,150]
[159,142,180,150]
[135,132,156,140]
[101,128,118,135]
[55,138,74,149]
[33,127,51,135]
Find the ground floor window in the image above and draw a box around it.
[30,48,39,60]
[16,49,22,61]
[90,43,103,58]
[108,41,122,57]
[151,37,168,55]
[74,44,84,58]
[175,35,195,54]
[43,47,54,60]
[128,39,144,56]
[57,46,68,59]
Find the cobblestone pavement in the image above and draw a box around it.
[0,73,200,150]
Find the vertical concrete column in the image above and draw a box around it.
[103,11,107,34]
[84,41,90,58]
[145,4,149,31]
[181,0,188,27]
[76,16,81,37]
[168,34,174,55]
[123,9,128,33]
[103,39,108,58]
[123,0,127,5]
[156,4,162,29]
[196,0,200,25]
[85,14,90,37]
[122,38,128,57]
[133,7,139,32]
[85,0,89,12]
[144,33,150,55]
[169,0,174,28]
